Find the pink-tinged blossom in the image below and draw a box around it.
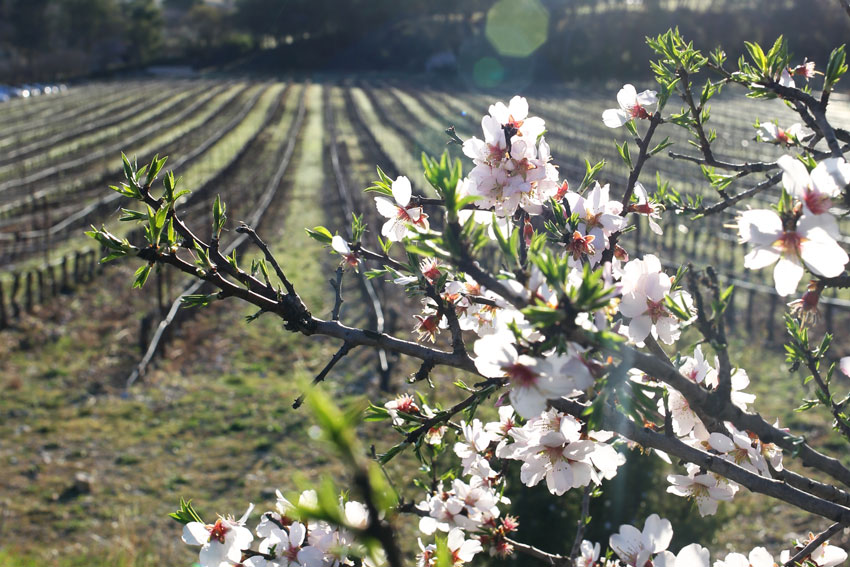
[713,547,775,567]
[737,209,849,296]
[473,334,590,418]
[507,410,624,495]
[564,182,626,265]
[384,393,420,426]
[706,430,770,477]
[576,540,601,567]
[331,235,360,270]
[756,122,812,146]
[603,84,658,128]
[488,96,546,142]
[609,513,673,567]
[416,478,503,535]
[777,155,850,217]
[653,543,711,567]
[374,176,429,241]
[243,522,324,567]
[630,182,664,235]
[619,255,692,345]
[660,387,708,439]
[446,528,484,565]
[461,98,557,218]
[182,505,255,567]
[667,463,737,516]
[453,419,497,478]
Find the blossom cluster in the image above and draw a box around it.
[576,513,847,567]
[182,491,382,567]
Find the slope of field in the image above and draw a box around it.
[1,76,849,565]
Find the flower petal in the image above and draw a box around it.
[773,256,804,296]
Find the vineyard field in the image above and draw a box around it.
[1,76,849,564]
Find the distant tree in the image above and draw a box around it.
[123,0,164,65]
[184,4,225,49]
[7,0,52,55]
[57,0,120,52]
[164,0,202,10]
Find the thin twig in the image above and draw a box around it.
[331,267,344,321]
[671,172,782,216]
[668,151,779,173]
[292,341,355,409]
[504,537,566,565]
[568,485,594,563]
[236,223,297,296]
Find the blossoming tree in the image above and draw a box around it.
[90,17,850,567]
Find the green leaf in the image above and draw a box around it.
[212,194,227,238]
[649,137,673,156]
[306,226,334,244]
[169,498,204,525]
[133,264,152,289]
[744,41,768,74]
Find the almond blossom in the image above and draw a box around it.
[618,255,692,345]
[564,182,626,266]
[331,235,360,270]
[713,547,775,567]
[780,535,848,567]
[244,522,323,567]
[473,333,592,418]
[506,409,624,495]
[755,122,812,146]
[609,513,673,567]
[777,155,850,217]
[374,175,429,241]
[602,84,658,128]
[182,505,255,567]
[654,543,711,567]
[737,209,849,296]
[630,181,663,235]
[667,463,737,516]
[454,419,497,478]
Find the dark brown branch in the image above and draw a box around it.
[783,522,845,567]
[424,283,467,356]
[553,398,850,526]
[567,330,850,489]
[817,274,850,289]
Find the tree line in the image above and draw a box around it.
[1,0,846,84]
